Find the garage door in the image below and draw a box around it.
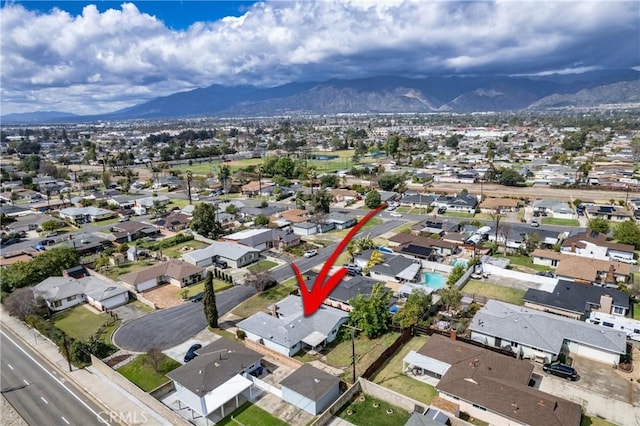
[566,340,618,365]
[137,279,157,292]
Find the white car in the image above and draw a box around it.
[390,212,402,218]
[303,250,318,258]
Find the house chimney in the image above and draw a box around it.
[272,304,278,318]
[599,294,613,314]
[450,330,457,341]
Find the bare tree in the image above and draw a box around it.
[4,288,47,320]
[245,271,276,293]
[499,222,512,255]
[145,347,164,373]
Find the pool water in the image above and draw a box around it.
[421,272,446,290]
[452,259,468,268]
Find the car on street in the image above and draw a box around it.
[543,363,578,381]
[118,215,130,222]
[0,238,20,247]
[531,220,540,227]
[184,343,202,362]
[390,212,402,217]
[303,249,318,258]
[45,231,58,237]
[39,239,55,246]
[190,292,204,302]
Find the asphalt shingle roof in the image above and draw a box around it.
[280,364,339,402]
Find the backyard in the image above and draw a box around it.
[370,336,439,405]
[117,353,180,392]
[216,403,288,426]
[337,393,410,426]
[52,305,120,346]
[102,260,158,281]
[231,277,299,318]
[463,280,526,305]
[494,254,549,273]
[160,240,208,259]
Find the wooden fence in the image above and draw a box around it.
[361,328,413,380]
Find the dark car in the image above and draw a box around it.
[39,239,55,246]
[184,343,202,362]
[543,363,578,381]
[214,258,228,269]
[0,238,20,247]
[190,292,204,303]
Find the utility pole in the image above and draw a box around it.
[341,324,361,384]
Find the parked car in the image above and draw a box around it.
[344,264,362,276]
[531,220,540,227]
[0,238,20,247]
[184,343,202,362]
[39,239,55,246]
[303,249,318,258]
[45,231,58,237]
[542,363,578,381]
[437,207,447,214]
[390,212,403,218]
[214,258,228,269]
[118,215,130,222]
[190,292,204,303]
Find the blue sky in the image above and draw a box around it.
[1,1,639,115]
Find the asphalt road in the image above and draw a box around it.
[113,284,256,351]
[112,219,403,351]
[0,327,112,426]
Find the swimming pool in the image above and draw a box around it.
[452,259,468,268]
[421,272,446,290]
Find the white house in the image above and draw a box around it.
[280,364,341,415]
[237,295,349,356]
[33,276,129,312]
[469,300,626,365]
[355,250,421,283]
[182,241,260,268]
[59,206,114,224]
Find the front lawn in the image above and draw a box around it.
[52,305,120,345]
[581,415,617,426]
[337,393,410,426]
[178,279,234,299]
[542,217,580,227]
[117,353,180,392]
[232,277,299,318]
[370,336,438,405]
[92,217,121,226]
[161,240,207,259]
[247,260,278,273]
[463,280,526,305]
[442,211,475,218]
[634,303,640,320]
[330,217,383,238]
[216,403,287,426]
[325,332,400,382]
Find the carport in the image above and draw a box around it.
[174,374,255,420]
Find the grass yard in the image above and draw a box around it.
[247,260,278,273]
[464,280,526,305]
[370,336,438,405]
[129,300,154,313]
[161,240,207,259]
[102,260,158,281]
[178,279,234,299]
[337,393,410,426]
[581,415,617,426]
[392,222,414,234]
[166,198,190,210]
[232,277,298,318]
[494,254,549,273]
[634,303,640,320]
[442,211,475,218]
[117,353,180,392]
[92,216,122,226]
[330,217,383,238]
[395,207,412,213]
[326,332,400,382]
[216,403,288,426]
[473,213,497,221]
[541,217,580,227]
[52,305,120,345]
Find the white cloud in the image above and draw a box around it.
[0,0,638,114]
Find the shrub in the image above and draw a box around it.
[236,329,246,340]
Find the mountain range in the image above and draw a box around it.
[3,69,639,123]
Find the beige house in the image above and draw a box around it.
[478,197,519,213]
[120,259,205,292]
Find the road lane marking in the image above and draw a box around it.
[61,416,70,424]
[7,364,14,370]
[23,379,29,386]
[0,330,109,425]
[40,396,48,404]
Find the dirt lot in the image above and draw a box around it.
[141,284,182,309]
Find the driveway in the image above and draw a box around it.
[113,284,256,351]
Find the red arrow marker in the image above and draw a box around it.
[291,203,388,316]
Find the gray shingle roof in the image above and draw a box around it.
[280,364,339,402]
[182,241,260,263]
[524,280,629,315]
[470,300,626,355]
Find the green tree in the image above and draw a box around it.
[613,220,640,249]
[377,174,401,191]
[446,264,466,287]
[349,283,391,338]
[190,203,224,239]
[439,284,462,311]
[225,204,238,215]
[101,171,111,190]
[393,289,431,329]
[311,189,332,214]
[41,220,63,232]
[367,250,385,268]
[384,135,400,158]
[254,214,269,226]
[320,174,339,188]
[364,190,381,209]
[203,271,218,328]
[588,217,610,234]
[499,169,524,186]
[0,246,79,292]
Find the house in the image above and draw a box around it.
[280,364,341,415]
[523,280,630,319]
[388,234,458,257]
[400,193,436,208]
[533,199,574,219]
[159,212,190,231]
[182,241,260,268]
[412,220,449,237]
[107,195,136,210]
[4,213,63,233]
[487,224,563,251]
[585,204,633,222]
[402,334,581,426]
[223,228,277,251]
[356,250,422,283]
[433,193,478,214]
[276,208,311,224]
[478,197,519,213]
[325,276,379,312]
[325,212,357,229]
[237,295,349,356]
[561,230,635,262]
[134,195,170,208]
[240,180,274,197]
[120,260,205,292]
[328,188,358,203]
[404,410,450,426]
[292,221,320,236]
[554,256,631,287]
[110,221,160,243]
[469,300,626,365]
[240,204,284,219]
[60,233,113,255]
[1,250,39,268]
[59,206,114,224]
[33,275,129,312]
[531,249,566,268]
[166,338,262,419]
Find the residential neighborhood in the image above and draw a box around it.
[1,114,640,426]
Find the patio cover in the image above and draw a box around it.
[198,374,252,416]
[399,282,434,296]
[302,331,327,347]
[396,263,421,281]
[403,350,451,377]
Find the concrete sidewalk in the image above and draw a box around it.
[0,308,170,426]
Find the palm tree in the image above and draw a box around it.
[307,167,318,196]
[367,250,385,268]
[186,170,193,205]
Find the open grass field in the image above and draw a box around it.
[216,403,288,426]
[117,353,180,392]
[464,280,526,305]
[231,277,298,318]
[52,305,121,346]
[337,393,410,426]
[370,336,439,405]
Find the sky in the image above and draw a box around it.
[1,0,639,115]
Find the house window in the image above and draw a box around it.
[511,341,519,348]
[612,306,624,315]
[66,296,76,302]
[53,300,62,307]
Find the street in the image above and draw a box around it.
[0,327,112,426]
